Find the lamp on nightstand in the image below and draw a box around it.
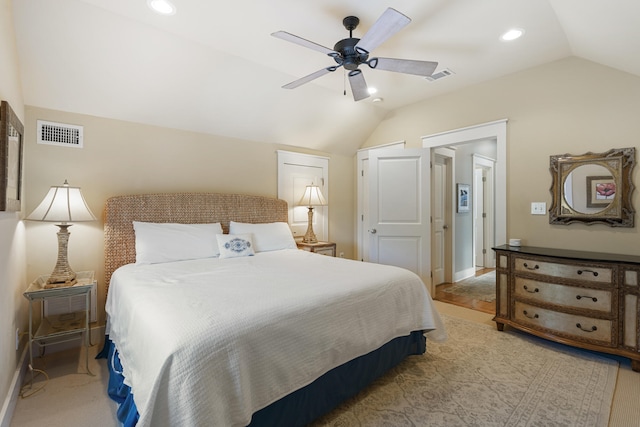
[298,184,327,243]
[26,180,96,288]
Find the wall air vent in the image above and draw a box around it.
[425,68,456,82]
[37,120,84,148]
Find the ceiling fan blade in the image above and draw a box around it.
[355,8,411,54]
[271,31,337,56]
[348,70,370,101]
[282,66,340,89]
[368,57,438,77]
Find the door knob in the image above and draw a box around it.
[369,229,377,234]
[443,225,449,230]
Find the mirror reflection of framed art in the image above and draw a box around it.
[586,175,615,208]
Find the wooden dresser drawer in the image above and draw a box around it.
[514,257,612,283]
[494,245,640,371]
[514,301,614,346]
[513,277,613,313]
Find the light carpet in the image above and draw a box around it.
[312,313,619,427]
[12,303,635,427]
[442,270,496,302]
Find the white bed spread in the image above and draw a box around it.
[105,249,445,427]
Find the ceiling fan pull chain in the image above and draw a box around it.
[343,69,347,96]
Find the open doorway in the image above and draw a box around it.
[423,120,507,286]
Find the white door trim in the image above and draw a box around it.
[422,119,508,249]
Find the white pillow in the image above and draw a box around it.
[217,233,255,258]
[228,221,297,252]
[133,222,223,264]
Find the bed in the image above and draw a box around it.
[99,192,445,427]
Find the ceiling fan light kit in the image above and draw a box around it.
[272,8,438,102]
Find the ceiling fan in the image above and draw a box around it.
[272,7,438,101]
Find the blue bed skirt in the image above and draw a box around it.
[97,331,426,426]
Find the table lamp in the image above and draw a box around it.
[26,180,96,288]
[298,184,327,243]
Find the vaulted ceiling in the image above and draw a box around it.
[11,0,640,155]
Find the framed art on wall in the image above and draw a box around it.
[457,183,470,213]
[0,100,24,212]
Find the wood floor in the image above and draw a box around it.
[434,268,496,315]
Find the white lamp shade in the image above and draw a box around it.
[298,185,327,207]
[27,181,96,223]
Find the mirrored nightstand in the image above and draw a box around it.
[23,271,96,382]
[296,241,336,257]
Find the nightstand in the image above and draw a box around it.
[296,241,336,257]
[23,271,96,380]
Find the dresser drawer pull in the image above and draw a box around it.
[523,263,540,271]
[523,285,539,293]
[577,269,599,277]
[576,295,598,302]
[523,310,539,319]
[576,323,597,332]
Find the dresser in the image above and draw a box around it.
[493,245,640,371]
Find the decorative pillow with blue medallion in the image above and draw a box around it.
[217,233,255,259]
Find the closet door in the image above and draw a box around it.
[277,151,329,241]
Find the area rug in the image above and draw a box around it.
[312,313,619,427]
[442,270,496,302]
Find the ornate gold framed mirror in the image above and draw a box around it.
[549,147,635,227]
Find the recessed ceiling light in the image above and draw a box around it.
[500,28,524,41]
[367,87,378,95]
[147,0,176,15]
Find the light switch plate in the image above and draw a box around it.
[531,202,547,215]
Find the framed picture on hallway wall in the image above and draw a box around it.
[457,183,470,213]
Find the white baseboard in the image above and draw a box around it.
[454,267,477,283]
[0,325,105,427]
[0,346,28,427]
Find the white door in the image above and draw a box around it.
[356,142,405,263]
[474,168,485,267]
[431,155,447,285]
[472,155,496,268]
[369,149,432,293]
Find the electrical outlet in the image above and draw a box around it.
[339,252,345,258]
[531,202,547,215]
[15,328,20,350]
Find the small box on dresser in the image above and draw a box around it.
[493,245,640,371]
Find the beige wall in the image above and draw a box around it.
[363,56,640,256]
[0,0,27,418]
[22,107,355,326]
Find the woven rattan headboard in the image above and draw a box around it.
[103,193,288,293]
